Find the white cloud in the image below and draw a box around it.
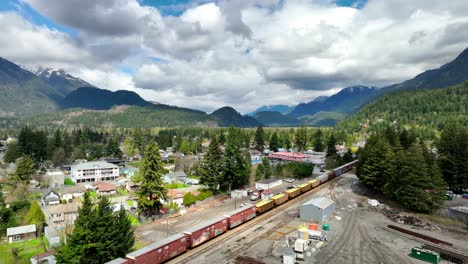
[3,0,468,113]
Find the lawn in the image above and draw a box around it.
[127,161,143,168]
[165,183,189,189]
[0,236,48,264]
[187,175,200,180]
[116,187,128,196]
[128,214,140,226]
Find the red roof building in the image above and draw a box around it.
[268,151,306,162]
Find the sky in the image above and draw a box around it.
[1,0,468,114]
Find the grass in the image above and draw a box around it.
[64,178,74,186]
[126,200,135,207]
[165,183,189,189]
[127,161,143,168]
[0,236,48,264]
[116,187,128,196]
[187,175,200,180]
[128,214,140,226]
[89,191,98,198]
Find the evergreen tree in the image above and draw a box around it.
[197,135,223,190]
[15,156,35,182]
[312,129,324,152]
[137,140,167,218]
[342,149,354,164]
[294,127,308,151]
[52,147,67,167]
[53,129,63,149]
[261,158,272,179]
[326,133,337,158]
[3,142,20,163]
[63,132,74,159]
[0,183,12,237]
[254,126,265,151]
[399,129,416,149]
[25,201,45,231]
[221,127,251,191]
[269,132,279,152]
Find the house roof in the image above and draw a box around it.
[302,197,334,209]
[47,203,79,215]
[60,184,86,195]
[42,188,60,198]
[72,161,118,171]
[7,224,36,236]
[164,171,187,178]
[32,249,56,260]
[95,182,116,192]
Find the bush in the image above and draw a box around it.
[183,192,197,206]
[10,200,31,212]
[64,178,74,186]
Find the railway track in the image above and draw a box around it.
[167,176,343,264]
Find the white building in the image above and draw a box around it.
[44,169,65,188]
[300,197,335,223]
[71,161,119,183]
[255,178,282,190]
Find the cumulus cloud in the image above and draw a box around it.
[4,0,468,113]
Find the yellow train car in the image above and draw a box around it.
[255,199,275,214]
[298,182,312,193]
[271,193,288,206]
[309,179,320,188]
[284,188,301,199]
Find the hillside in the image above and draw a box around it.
[211,106,262,127]
[248,105,294,116]
[36,68,92,97]
[289,86,377,118]
[0,57,61,116]
[22,105,218,128]
[59,86,152,110]
[383,47,468,92]
[299,112,348,127]
[253,111,299,126]
[338,82,468,138]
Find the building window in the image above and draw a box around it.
[13,235,20,241]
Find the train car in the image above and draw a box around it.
[298,182,312,193]
[255,199,275,214]
[271,193,288,206]
[308,179,320,188]
[184,216,228,248]
[126,233,187,264]
[284,188,301,199]
[105,258,129,264]
[224,204,256,229]
[316,173,329,184]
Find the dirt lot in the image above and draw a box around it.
[182,174,468,264]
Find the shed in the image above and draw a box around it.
[300,197,335,223]
[6,224,37,243]
[31,249,56,264]
[255,178,282,190]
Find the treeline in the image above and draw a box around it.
[357,124,467,213]
[339,82,468,140]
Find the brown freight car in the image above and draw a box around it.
[184,216,228,248]
[224,204,256,229]
[284,187,301,199]
[126,233,187,264]
[271,193,288,206]
[298,182,312,193]
[255,199,275,214]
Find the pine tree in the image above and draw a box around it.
[270,132,279,152]
[15,156,35,182]
[312,129,324,152]
[326,133,337,158]
[4,142,20,163]
[221,127,251,191]
[261,158,272,179]
[198,135,223,190]
[254,126,265,151]
[137,140,167,218]
[294,127,308,151]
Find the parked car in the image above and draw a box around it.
[320,169,326,172]
[284,178,294,183]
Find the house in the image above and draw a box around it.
[163,171,187,184]
[46,203,79,229]
[71,161,119,183]
[44,225,60,247]
[31,249,56,264]
[255,178,282,190]
[6,224,37,243]
[60,184,86,202]
[42,189,61,206]
[95,182,117,195]
[126,180,140,192]
[44,169,65,188]
[167,190,184,207]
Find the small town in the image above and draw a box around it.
[1,1,468,264]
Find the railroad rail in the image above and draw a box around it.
[167,176,343,263]
[387,225,453,246]
[378,225,468,264]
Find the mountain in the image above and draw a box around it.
[289,86,378,117]
[36,68,92,96]
[338,82,468,137]
[247,105,294,116]
[253,111,299,126]
[0,57,61,116]
[383,47,468,92]
[59,86,152,110]
[211,106,262,127]
[299,112,349,127]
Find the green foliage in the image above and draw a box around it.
[3,142,20,163]
[269,132,279,152]
[56,193,134,264]
[312,129,324,152]
[25,201,45,230]
[294,127,308,151]
[221,127,251,191]
[182,192,197,206]
[275,162,314,179]
[256,158,272,180]
[436,123,468,191]
[105,137,123,158]
[197,135,223,190]
[357,130,446,213]
[254,126,265,151]
[165,183,189,189]
[136,141,167,217]
[15,156,35,182]
[64,178,74,186]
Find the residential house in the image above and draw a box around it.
[6,224,36,243]
[44,169,65,188]
[60,184,86,202]
[167,190,184,207]
[71,161,119,183]
[163,171,187,184]
[46,203,79,229]
[44,225,60,247]
[255,178,283,190]
[95,182,117,196]
[42,189,61,206]
[31,249,56,264]
[126,180,140,192]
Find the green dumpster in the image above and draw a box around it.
[410,247,440,264]
[323,224,330,231]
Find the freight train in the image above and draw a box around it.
[106,160,358,264]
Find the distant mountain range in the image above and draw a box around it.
[36,67,92,97]
[247,105,293,116]
[211,106,262,127]
[253,111,299,126]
